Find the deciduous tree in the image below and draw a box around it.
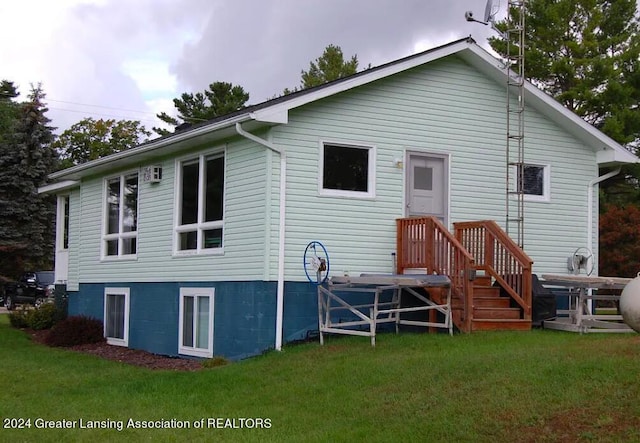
[53,118,150,169]
[599,204,640,277]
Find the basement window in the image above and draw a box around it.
[179,287,214,358]
[104,288,130,347]
[319,142,376,198]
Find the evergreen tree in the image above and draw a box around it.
[0,84,57,277]
[154,81,249,136]
[284,44,363,95]
[489,0,640,204]
[489,0,640,145]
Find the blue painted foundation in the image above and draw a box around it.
[67,281,321,360]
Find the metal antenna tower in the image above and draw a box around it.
[466,0,527,247]
[505,0,526,248]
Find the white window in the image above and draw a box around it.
[319,141,376,198]
[103,172,138,258]
[179,288,214,358]
[515,163,550,202]
[175,151,225,254]
[57,195,70,251]
[104,288,130,347]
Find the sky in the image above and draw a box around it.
[0,0,501,136]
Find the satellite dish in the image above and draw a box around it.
[484,0,499,24]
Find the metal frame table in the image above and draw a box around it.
[541,274,634,333]
[317,274,452,346]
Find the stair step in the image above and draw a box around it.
[473,307,521,319]
[473,285,501,297]
[474,297,511,308]
[471,319,531,331]
[474,275,492,286]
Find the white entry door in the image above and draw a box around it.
[406,153,448,225]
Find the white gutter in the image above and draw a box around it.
[49,114,252,181]
[587,167,621,273]
[234,123,287,351]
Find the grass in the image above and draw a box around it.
[1,314,640,442]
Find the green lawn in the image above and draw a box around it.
[1,314,639,442]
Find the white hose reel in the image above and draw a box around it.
[567,247,594,276]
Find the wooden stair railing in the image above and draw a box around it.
[396,217,476,332]
[454,220,533,321]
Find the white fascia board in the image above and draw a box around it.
[250,109,289,124]
[38,180,80,194]
[49,114,252,181]
[597,147,639,165]
[256,40,473,118]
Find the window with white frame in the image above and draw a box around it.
[179,288,214,358]
[103,173,138,257]
[104,288,130,346]
[175,152,225,253]
[516,163,550,202]
[57,195,70,250]
[319,142,376,198]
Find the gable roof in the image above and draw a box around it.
[48,36,637,183]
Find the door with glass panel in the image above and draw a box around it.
[406,153,448,226]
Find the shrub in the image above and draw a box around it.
[27,303,65,330]
[45,316,105,347]
[201,356,230,368]
[8,306,30,329]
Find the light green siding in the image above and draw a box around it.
[271,55,598,280]
[67,53,601,286]
[70,138,269,285]
[66,188,81,291]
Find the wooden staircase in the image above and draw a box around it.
[467,274,531,331]
[396,217,533,333]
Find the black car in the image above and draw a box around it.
[4,271,55,310]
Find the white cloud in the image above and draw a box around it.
[0,0,505,134]
[121,59,178,100]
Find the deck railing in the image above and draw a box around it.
[396,216,475,331]
[454,220,533,318]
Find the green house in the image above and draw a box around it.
[40,38,638,359]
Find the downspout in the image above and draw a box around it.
[587,167,621,273]
[235,123,287,351]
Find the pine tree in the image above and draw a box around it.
[154,81,249,136]
[0,84,57,277]
[283,44,363,95]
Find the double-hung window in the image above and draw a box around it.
[319,142,376,198]
[179,288,214,358]
[175,151,225,254]
[103,173,138,258]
